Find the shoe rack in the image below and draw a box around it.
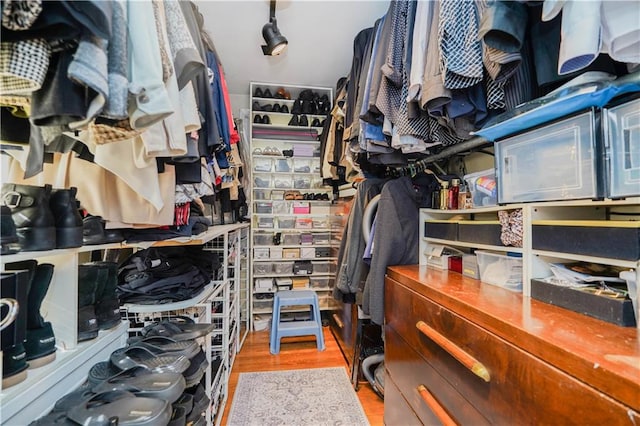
[249,82,339,330]
[0,223,250,425]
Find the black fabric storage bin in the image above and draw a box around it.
[458,221,503,246]
[531,279,636,327]
[424,220,458,240]
[532,220,640,261]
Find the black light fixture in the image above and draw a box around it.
[261,0,288,56]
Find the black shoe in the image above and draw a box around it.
[298,115,309,127]
[252,101,262,111]
[1,205,20,254]
[299,89,313,101]
[263,88,273,98]
[288,114,299,126]
[282,149,294,157]
[82,215,124,245]
[77,264,106,342]
[311,118,321,127]
[1,269,31,388]
[253,114,262,124]
[291,99,302,114]
[262,104,273,112]
[253,87,264,98]
[261,115,271,125]
[50,187,84,249]
[2,183,56,251]
[281,105,289,114]
[91,261,121,330]
[273,104,282,113]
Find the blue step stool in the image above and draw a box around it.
[270,290,325,354]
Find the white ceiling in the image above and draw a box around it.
[195,0,390,97]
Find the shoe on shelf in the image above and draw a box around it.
[272,104,282,113]
[252,101,262,111]
[288,114,299,126]
[253,87,264,98]
[262,104,273,112]
[311,118,321,127]
[281,104,289,113]
[252,147,263,155]
[298,115,309,126]
[291,99,302,114]
[263,88,273,98]
[261,115,271,125]
[276,87,291,100]
[282,149,293,157]
[253,114,262,124]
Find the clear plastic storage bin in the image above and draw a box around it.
[494,110,603,203]
[253,263,272,275]
[604,98,640,198]
[253,232,273,246]
[254,174,272,188]
[463,169,497,207]
[475,250,523,292]
[273,262,293,274]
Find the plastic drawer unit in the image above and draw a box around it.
[494,110,604,203]
[604,97,640,198]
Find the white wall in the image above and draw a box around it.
[196,0,390,113]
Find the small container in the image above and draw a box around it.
[440,181,449,210]
[448,179,460,210]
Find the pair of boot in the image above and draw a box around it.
[78,262,122,342]
[1,261,57,388]
[1,183,84,251]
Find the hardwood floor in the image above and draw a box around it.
[219,328,384,425]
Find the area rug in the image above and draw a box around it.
[227,367,370,425]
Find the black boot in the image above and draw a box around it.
[0,205,20,254]
[1,270,31,388]
[91,262,121,330]
[1,183,56,251]
[50,187,84,249]
[24,263,57,367]
[77,264,107,342]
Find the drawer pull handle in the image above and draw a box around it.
[332,314,344,329]
[417,384,457,426]
[416,320,490,382]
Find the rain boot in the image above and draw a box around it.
[1,183,56,251]
[92,262,121,330]
[49,187,84,249]
[77,264,107,342]
[24,263,57,367]
[0,205,20,254]
[1,270,31,388]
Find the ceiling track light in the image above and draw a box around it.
[261,0,288,56]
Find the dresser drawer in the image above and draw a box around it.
[385,277,637,424]
[384,372,423,426]
[386,327,489,425]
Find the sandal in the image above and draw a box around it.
[110,346,191,374]
[141,317,215,341]
[93,366,186,403]
[127,336,200,359]
[67,390,171,426]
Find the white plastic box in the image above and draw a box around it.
[494,110,603,203]
[475,250,523,292]
[604,98,640,198]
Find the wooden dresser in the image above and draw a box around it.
[384,265,640,425]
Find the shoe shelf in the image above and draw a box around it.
[121,283,217,314]
[0,321,128,425]
[249,81,338,330]
[251,138,321,145]
[252,123,324,132]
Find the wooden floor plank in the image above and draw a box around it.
[220,328,384,425]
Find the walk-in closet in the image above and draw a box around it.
[1,1,639,425]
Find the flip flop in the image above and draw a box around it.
[183,349,207,388]
[67,390,171,426]
[93,366,186,403]
[127,336,200,359]
[173,393,193,416]
[110,346,191,374]
[167,405,186,426]
[87,361,121,386]
[141,317,214,341]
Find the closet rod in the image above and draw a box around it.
[388,135,491,176]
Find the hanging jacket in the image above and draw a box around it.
[362,175,425,325]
